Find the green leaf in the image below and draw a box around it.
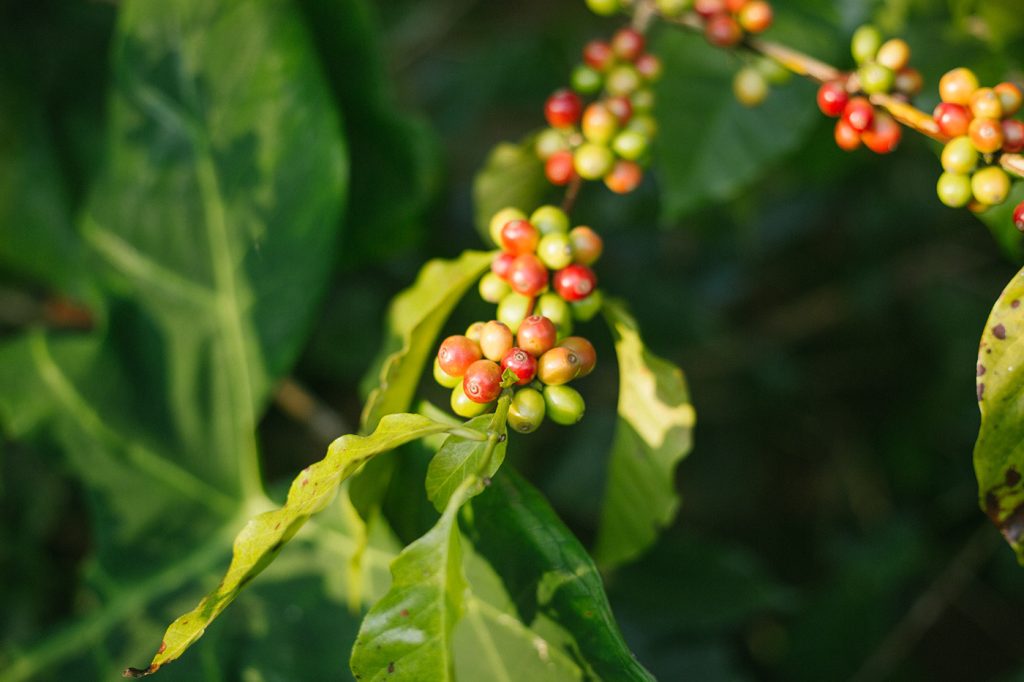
[464,470,656,682]
[425,402,510,512]
[472,139,547,246]
[975,182,1024,264]
[595,300,696,569]
[126,413,460,676]
[975,267,1024,563]
[350,476,479,682]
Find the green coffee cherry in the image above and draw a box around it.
[535,292,573,336]
[574,143,615,180]
[571,64,603,95]
[489,207,527,247]
[508,387,546,433]
[585,0,621,16]
[571,289,604,322]
[940,136,978,175]
[535,128,569,160]
[627,115,658,139]
[479,272,511,303]
[936,172,972,208]
[612,130,649,161]
[451,383,490,418]
[656,0,693,17]
[756,56,791,85]
[631,88,655,114]
[530,205,570,235]
[733,67,769,107]
[497,292,532,333]
[858,62,894,95]
[434,358,460,388]
[544,385,586,425]
[971,166,1011,206]
[851,25,883,65]
[537,233,574,270]
[605,64,642,97]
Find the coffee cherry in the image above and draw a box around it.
[875,38,910,71]
[605,96,634,125]
[612,129,649,161]
[933,102,972,138]
[705,13,743,47]
[535,128,569,159]
[694,0,726,17]
[939,67,979,105]
[451,383,490,418]
[858,62,894,95]
[842,97,874,132]
[657,0,694,17]
[465,322,484,342]
[491,252,515,280]
[851,25,882,65]
[968,117,1004,154]
[517,315,558,356]
[971,166,1011,207]
[582,103,620,144]
[969,87,1003,120]
[604,159,643,194]
[535,292,573,336]
[936,172,973,208]
[554,264,598,301]
[571,65,603,95]
[558,337,597,378]
[569,226,603,265]
[724,0,747,13]
[508,387,546,433]
[861,111,901,154]
[574,143,615,180]
[894,67,923,97]
[834,119,862,151]
[545,90,583,129]
[631,88,656,114]
[501,219,540,255]
[1002,119,1024,153]
[635,54,663,82]
[501,347,538,386]
[627,114,658,138]
[941,136,978,174]
[1013,200,1024,232]
[479,321,514,362]
[756,56,791,85]
[537,347,581,385]
[546,150,577,186]
[583,40,614,72]
[733,67,769,107]
[585,0,622,16]
[995,82,1023,117]
[489,207,527,247]
[508,254,549,297]
[737,0,773,34]
[531,205,570,235]
[479,272,511,303]
[543,385,586,425]
[463,359,502,404]
[434,357,461,388]
[571,289,604,321]
[497,292,532,333]
[606,64,643,97]
[612,28,645,61]
[817,80,849,118]
[537,232,574,270]
[438,335,482,376]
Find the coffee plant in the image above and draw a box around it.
[2,0,1024,680]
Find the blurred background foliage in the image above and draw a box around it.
[2,0,1024,680]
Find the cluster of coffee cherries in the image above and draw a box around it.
[536,27,660,194]
[433,205,604,432]
[815,26,921,155]
[933,68,1023,210]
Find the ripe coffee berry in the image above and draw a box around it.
[737,0,773,34]
[491,252,515,280]
[501,219,540,255]
[583,40,614,71]
[546,150,577,186]
[451,383,489,418]
[705,13,743,48]
[479,321,514,361]
[894,67,923,97]
[605,96,633,125]
[569,226,603,265]
[537,347,581,385]
[501,347,538,386]
[544,89,583,129]
[933,103,972,138]
[861,111,901,154]
[968,117,1004,154]
[939,67,979,105]
[1013,200,1024,232]
[611,28,645,61]
[694,0,726,18]
[833,119,862,151]
[635,54,663,82]
[554,264,598,301]
[817,80,849,118]
[508,387,546,433]
[508,254,549,297]
[558,337,597,378]
[1002,119,1024,153]
[463,359,502,404]
[489,207,526,246]
[604,159,643,194]
[842,97,874,132]
[438,335,482,376]
[517,315,558,357]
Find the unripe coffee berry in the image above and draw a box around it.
[530,205,570,235]
[571,289,604,322]
[635,54,663,82]
[571,65,603,95]
[463,359,502,404]
[941,136,978,174]
[858,62,894,95]
[968,117,1004,154]
[585,0,622,17]
[491,252,515,280]
[558,336,597,378]
[501,347,538,386]
[479,321,514,362]
[465,322,485,342]
[737,0,773,34]
[834,119,862,151]
[933,102,972,138]
[733,67,769,107]
[489,207,527,248]
[554,264,598,301]
[657,0,693,17]
[604,159,643,194]
[875,38,910,71]
[605,96,633,125]
[894,67,923,97]
[611,28,645,61]
[451,383,490,418]
[433,358,461,388]
[969,87,1003,120]
[479,272,511,303]
[582,103,620,144]
[612,130,649,161]
[438,335,481,376]
[537,347,581,385]
[535,292,573,335]
[501,219,540,255]
[497,292,532,333]
[817,80,849,118]
[842,97,874,132]
[517,315,558,357]
[546,150,577,186]
[936,172,972,208]
[605,64,643,97]
[851,25,882,64]
[631,88,656,114]
[583,40,614,71]
[537,233,574,270]
[939,67,979,105]
[995,82,1023,117]
[535,128,569,160]
[861,111,901,154]
[574,143,615,180]
[508,387,546,433]
[705,13,743,48]
[568,226,603,266]
[508,254,549,297]
[1014,200,1024,232]
[971,166,1011,207]
[543,385,586,425]
[1002,119,1024,153]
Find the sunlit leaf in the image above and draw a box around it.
[425,403,509,512]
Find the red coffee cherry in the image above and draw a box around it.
[545,89,583,129]
[583,40,614,71]
[553,264,598,301]
[569,226,604,265]
[1002,119,1024,153]
[724,0,748,12]
[933,102,972,138]
[537,347,581,385]
[479,320,514,361]
[604,159,643,194]
[611,27,645,61]
[501,219,540,255]
[694,0,727,18]
[508,254,549,297]
[635,54,662,81]
[861,111,901,154]
[705,13,743,47]
[438,335,482,377]
[501,347,538,385]
[558,337,597,378]
[605,96,634,125]
[737,0,773,34]
[834,119,862,151]
[1013,200,1024,232]
[491,252,515,280]
[969,117,1004,154]
[463,360,502,404]
[842,97,874,132]
[817,80,849,118]
[545,150,577,186]
[517,315,558,357]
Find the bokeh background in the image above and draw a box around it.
[2,0,1024,680]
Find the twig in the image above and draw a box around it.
[273,377,351,443]
[562,174,583,214]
